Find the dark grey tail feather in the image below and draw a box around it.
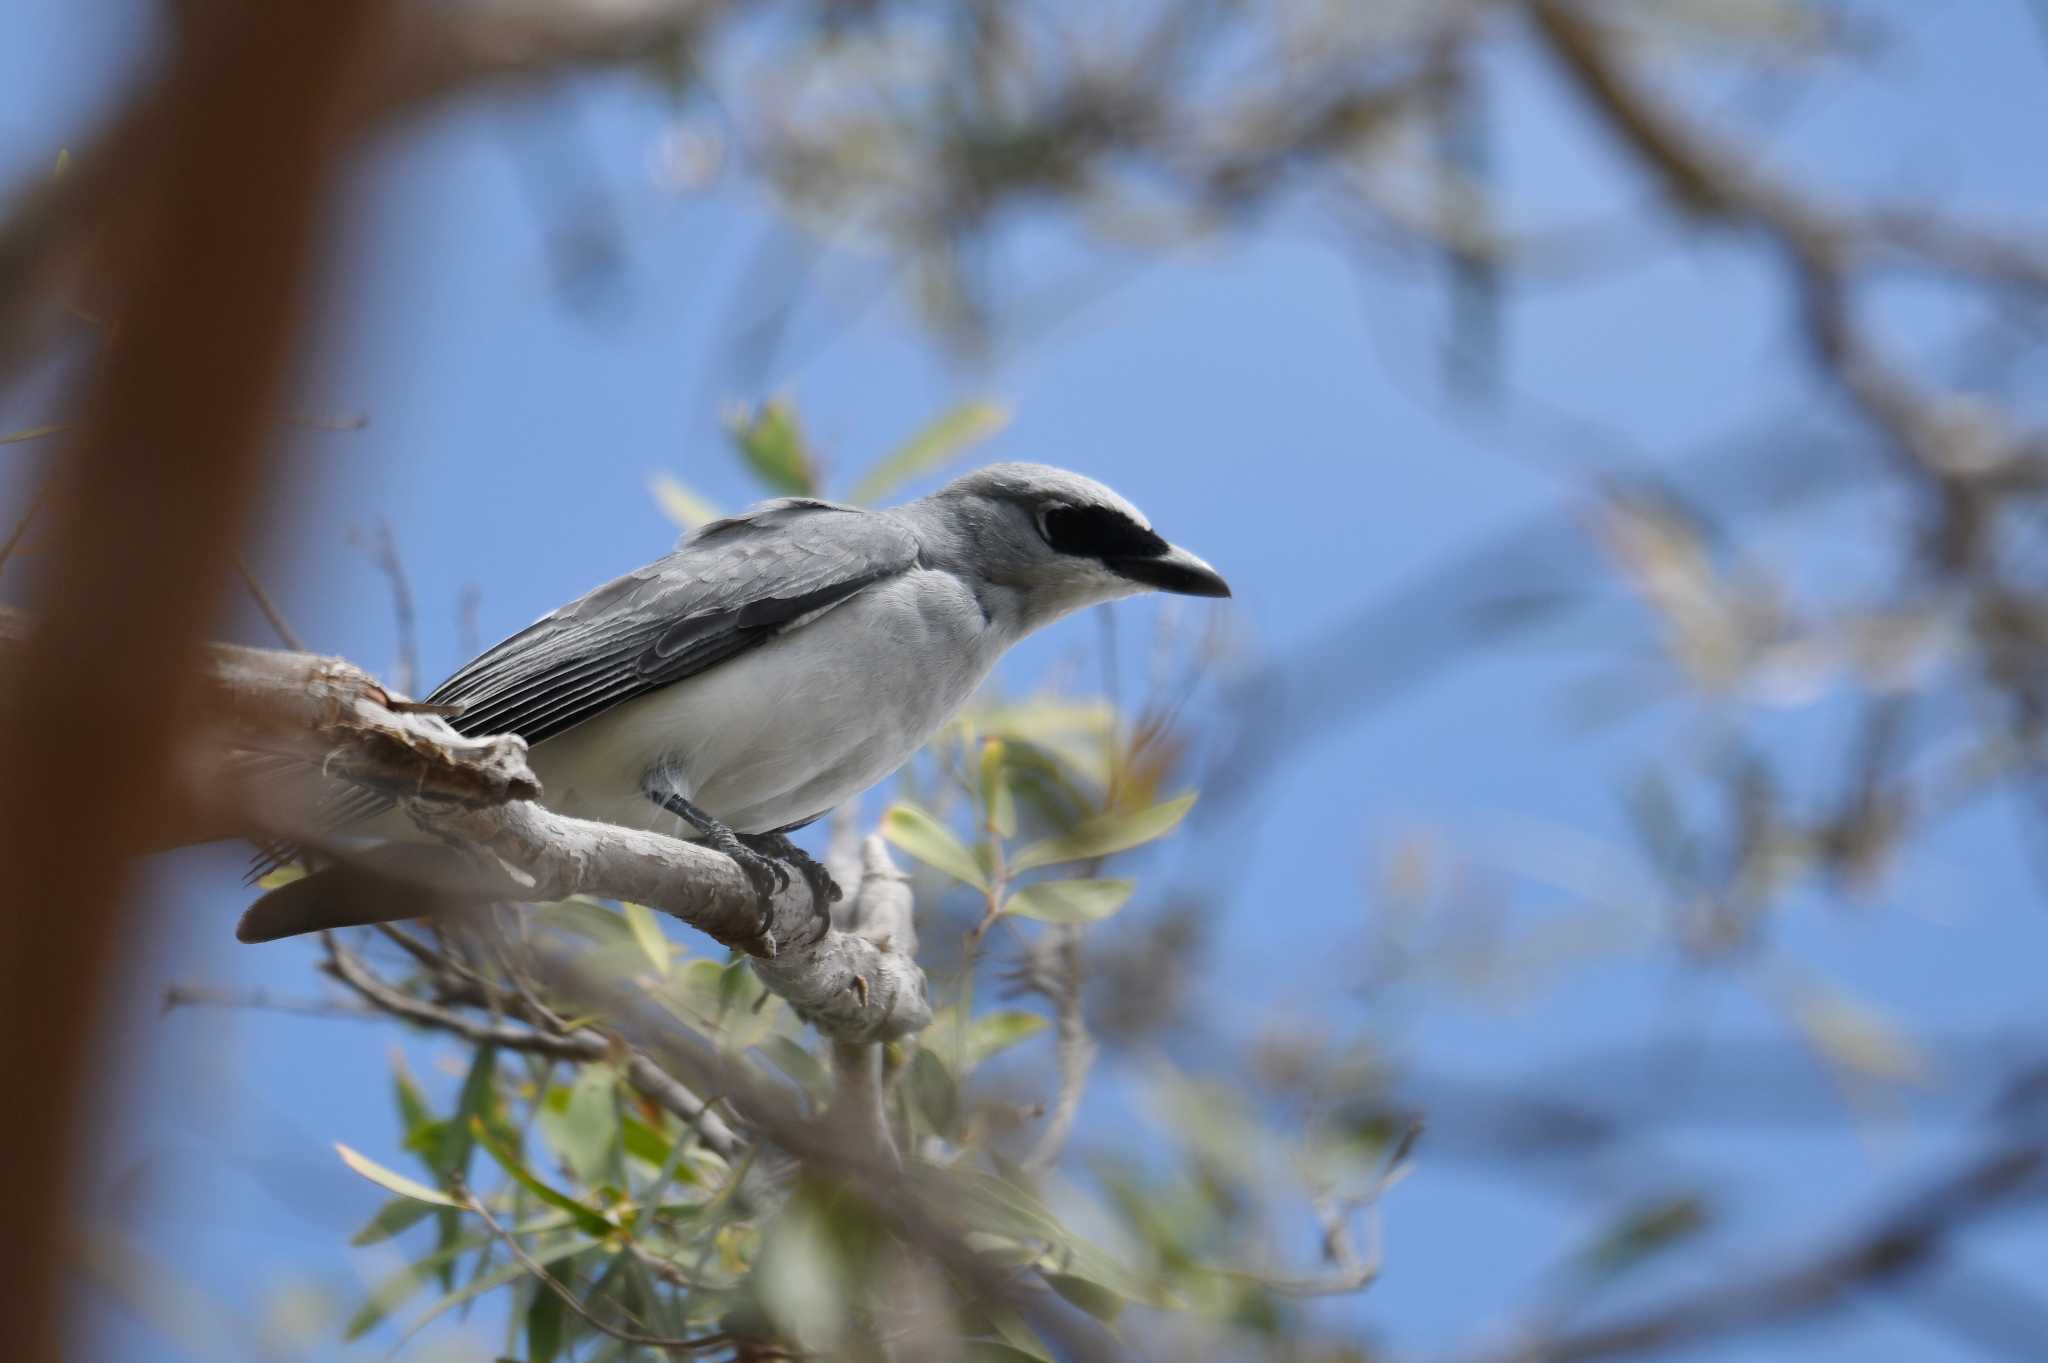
[236,843,488,943]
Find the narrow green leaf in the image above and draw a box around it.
[398,1240,597,1345]
[883,801,990,891]
[1045,1272,1125,1325]
[984,1305,1055,1362]
[967,1010,1049,1067]
[527,1280,566,1363]
[350,1194,438,1246]
[849,401,1009,504]
[979,737,1017,838]
[910,1046,959,1137]
[469,1116,614,1238]
[1011,793,1197,872]
[335,1143,459,1208]
[649,473,722,531]
[622,901,672,977]
[723,397,816,496]
[1003,878,1135,924]
[436,1044,498,1178]
[967,1344,1054,1363]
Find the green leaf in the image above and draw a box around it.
[390,1054,433,1146]
[649,473,722,531]
[883,801,989,891]
[966,1010,1049,1067]
[723,397,816,496]
[979,738,1017,838]
[1578,1195,1711,1281]
[622,901,672,977]
[336,1143,460,1208]
[762,1034,830,1102]
[1003,878,1134,924]
[1045,1272,1125,1325]
[984,1304,1055,1362]
[436,1044,498,1178]
[909,1046,959,1138]
[967,1344,1054,1363]
[717,956,756,1018]
[1011,792,1197,872]
[540,1065,621,1190]
[397,1240,597,1345]
[350,1194,439,1246]
[527,1280,565,1363]
[849,401,1009,504]
[469,1116,614,1238]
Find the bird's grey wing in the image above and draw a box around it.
[430,498,919,746]
[245,500,918,880]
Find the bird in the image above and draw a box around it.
[236,462,1228,942]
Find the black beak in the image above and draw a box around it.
[1107,544,1231,598]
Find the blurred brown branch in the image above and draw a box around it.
[0,8,399,1363]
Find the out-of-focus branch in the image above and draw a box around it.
[1529,1,2022,496]
[0,604,538,817]
[1020,923,1096,1173]
[1471,1138,2048,1363]
[0,9,398,1363]
[0,0,728,377]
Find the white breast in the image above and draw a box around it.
[526,568,1007,836]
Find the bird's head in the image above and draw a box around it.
[913,462,1229,633]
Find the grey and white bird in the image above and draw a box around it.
[238,463,1227,941]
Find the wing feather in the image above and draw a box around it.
[248,500,919,877]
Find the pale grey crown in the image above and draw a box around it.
[900,462,1229,635]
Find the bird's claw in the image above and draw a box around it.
[738,832,842,923]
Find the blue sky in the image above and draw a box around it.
[8,2,2048,1360]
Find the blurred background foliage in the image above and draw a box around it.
[8,0,2048,1361]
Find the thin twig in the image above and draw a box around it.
[326,934,743,1158]
[455,1175,740,1356]
[234,552,308,651]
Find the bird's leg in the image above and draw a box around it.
[646,789,789,911]
[737,831,842,918]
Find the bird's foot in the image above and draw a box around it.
[738,832,842,922]
[648,790,788,938]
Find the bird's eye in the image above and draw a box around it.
[1037,504,1168,560]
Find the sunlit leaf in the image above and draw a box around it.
[650,473,722,531]
[754,1189,847,1351]
[540,1065,621,1190]
[849,401,1009,504]
[723,397,816,496]
[966,1010,1049,1067]
[254,862,305,891]
[883,801,990,891]
[979,737,1017,838]
[1004,878,1135,924]
[622,901,672,977]
[1011,793,1196,871]
[335,1143,459,1208]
